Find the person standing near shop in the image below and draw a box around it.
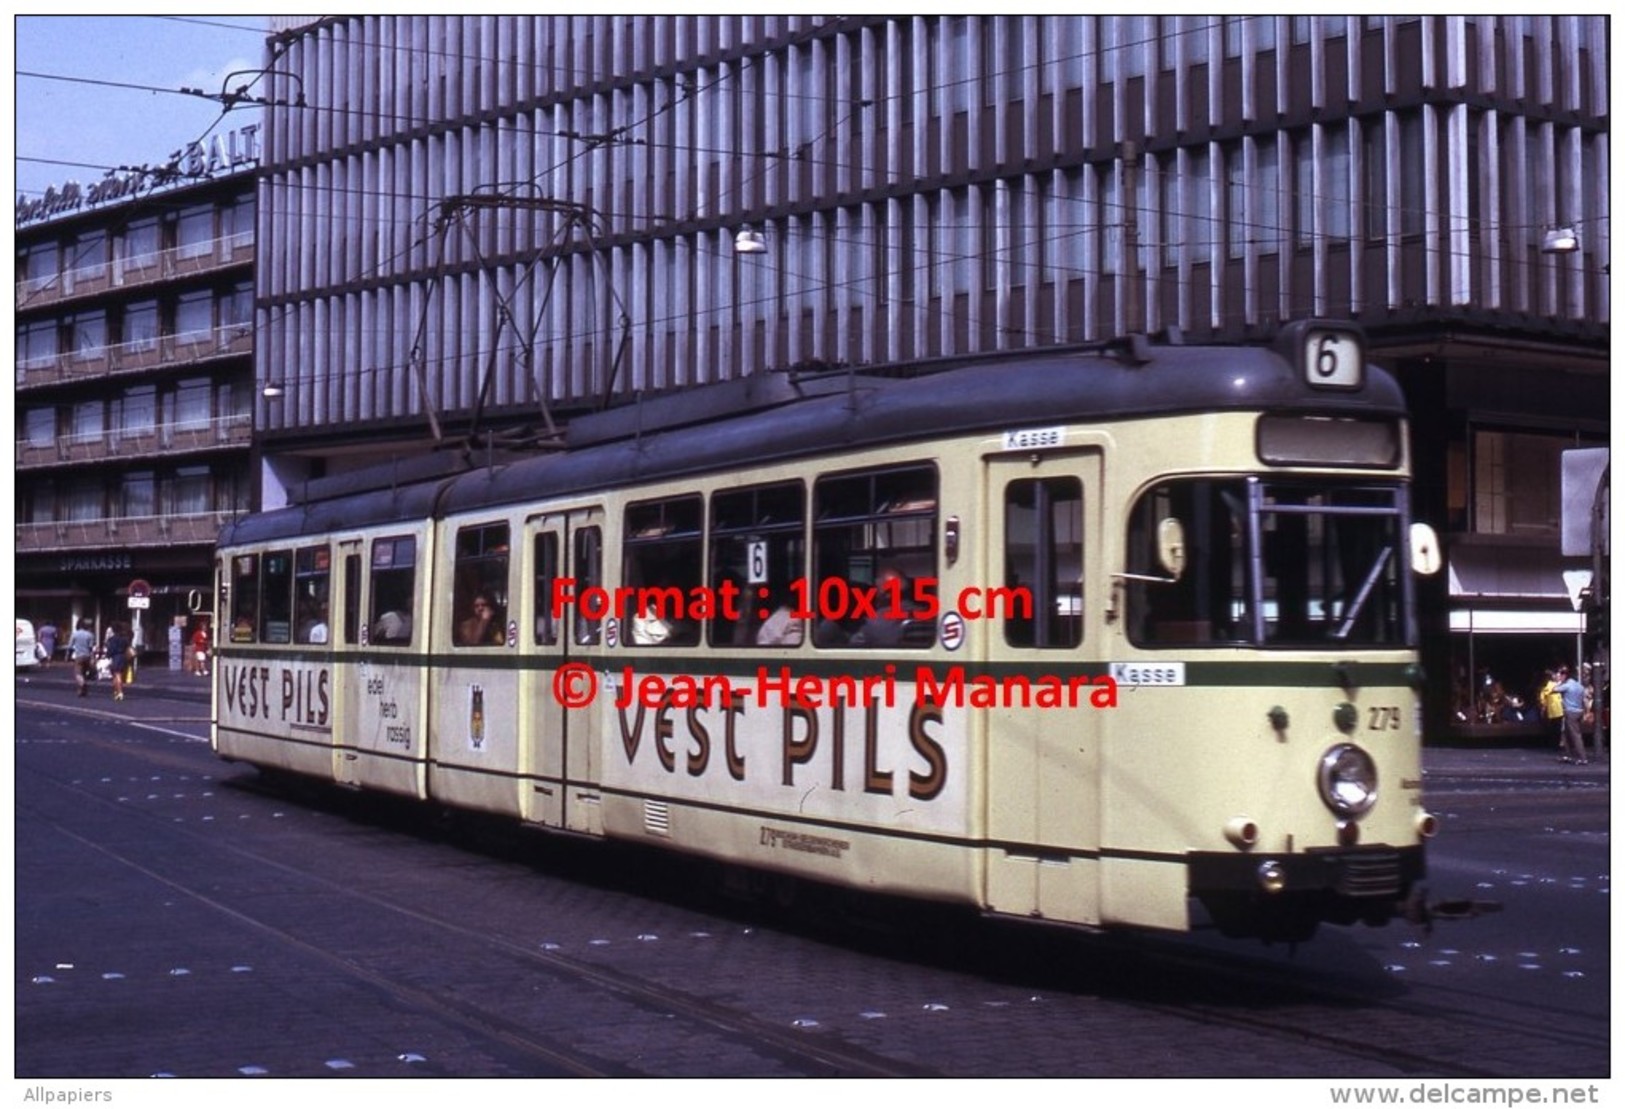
[1554,666,1589,765]
[68,620,96,698]
[1540,669,1566,752]
[36,620,58,667]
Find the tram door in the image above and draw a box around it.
[521,506,606,835]
[980,449,1104,924]
[330,538,364,787]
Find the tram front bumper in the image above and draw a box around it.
[1189,845,1426,938]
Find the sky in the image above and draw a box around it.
[13,15,274,204]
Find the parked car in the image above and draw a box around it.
[16,619,40,670]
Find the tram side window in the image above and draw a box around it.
[812,465,938,648]
[453,522,510,647]
[370,535,417,646]
[709,481,806,647]
[342,553,361,645]
[260,550,294,644]
[1004,478,1082,648]
[622,495,703,647]
[533,533,559,646]
[294,545,331,645]
[573,527,603,645]
[229,553,258,643]
[1126,481,1248,646]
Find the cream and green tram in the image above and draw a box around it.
[214,320,1437,943]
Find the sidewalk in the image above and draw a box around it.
[1422,741,1610,783]
[16,658,212,704]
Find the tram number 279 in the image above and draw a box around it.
[1367,706,1402,731]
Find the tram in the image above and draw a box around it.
[213,320,1440,942]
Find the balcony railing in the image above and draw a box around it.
[16,412,253,470]
[16,231,253,311]
[16,510,239,553]
[16,324,253,391]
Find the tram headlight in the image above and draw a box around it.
[1317,743,1378,817]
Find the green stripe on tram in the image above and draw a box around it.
[214,648,1419,688]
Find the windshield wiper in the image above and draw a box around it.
[1333,544,1393,640]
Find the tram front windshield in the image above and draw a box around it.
[1126,478,1411,649]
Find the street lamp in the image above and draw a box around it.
[733,227,768,255]
[1542,226,1580,254]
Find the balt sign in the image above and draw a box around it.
[16,123,261,227]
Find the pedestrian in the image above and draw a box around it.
[105,622,133,702]
[1539,669,1565,752]
[68,620,96,698]
[192,622,211,677]
[36,620,57,668]
[1553,665,1589,764]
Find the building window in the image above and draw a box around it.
[72,400,104,441]
[175,205,216,258]
[62,479,103,522]
[119,219,161,265]
[1222,15,1274,56]
[67,231,106,275]
[120,386,157,437]
[1472,430,1566,536]
[69,312,106,359]
[1396,113,1425,238]
[1294,126,1351,245]
[122,472,156,519]
[19,320,58,368]
[20,241,59,284]
[222,281,254,335]
[170,466,212,514]
[122,300,160,350]
[175,290,213,338]
[172,378,213,430]
[223,192,255,243]
[24,407,56,447]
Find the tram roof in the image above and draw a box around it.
[220,338,1407,546]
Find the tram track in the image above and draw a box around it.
[17,716,931,1078]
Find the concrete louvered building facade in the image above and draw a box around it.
[254,15,1608,737]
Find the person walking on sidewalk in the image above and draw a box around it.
[68,620,96,697]
[104,622,133,702]
[1554,666,1589,764]
[192,622,211,677]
